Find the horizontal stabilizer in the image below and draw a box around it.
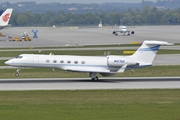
[143,40,173,45]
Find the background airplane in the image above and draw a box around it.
[112,25,135,36]
[0,8,13,30]
[5,40,172,80]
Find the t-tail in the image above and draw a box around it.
[131,40,172,66]
[0,8,13,27]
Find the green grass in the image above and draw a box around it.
[0,89,180,120]
[0,42,180,50]
[0,60,6,66]
[0,44,140,50]
[0,49,180,58]
[0,49,135,57]
[1,65,180,78]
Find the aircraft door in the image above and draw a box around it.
[107,56,110,66]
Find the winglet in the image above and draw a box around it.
[117,64,128,73]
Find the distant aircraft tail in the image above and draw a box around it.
[119,25,127,32]
[131,40,172,64]
[98,21,102,28]
[0,8,13,26]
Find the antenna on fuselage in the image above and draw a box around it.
[49,52,54,55]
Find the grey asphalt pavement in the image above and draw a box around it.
[0,77,180,90]
[0,26,180,48]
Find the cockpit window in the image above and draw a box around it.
[15,56,23,59]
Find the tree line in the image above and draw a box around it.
[9,6,180,27]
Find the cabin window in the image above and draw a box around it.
[81,61,85,64]
[74,60,78,64]
[67,60,71,64]
[15,56,23,59]
[15,56,20,58]
[46,59,50,63]
[53,60,57,63]
[60,60,64,63]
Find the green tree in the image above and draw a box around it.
[33,13,43,26]
[85,13,98,25]
[16,13,29,26]
[121,12,133,25]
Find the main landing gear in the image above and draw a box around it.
[15,68,21,77]
[89,72,98,81]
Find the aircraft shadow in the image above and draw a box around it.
[0,77,180,84]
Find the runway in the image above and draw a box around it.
[0,77,180,90]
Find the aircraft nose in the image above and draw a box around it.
[5,60,12,65]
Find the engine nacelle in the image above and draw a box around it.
[131,31,135,34]
[112,31,116,34]
[107,56,137,67]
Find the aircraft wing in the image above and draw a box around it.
[114,30,131,33]
[112,30,134,35]
[62,64,128,73]
[0,24,11,30]
[62,66,111,73]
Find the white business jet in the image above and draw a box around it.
[0,8,13,30]
[112,25,135,36]
[5,40,172,80]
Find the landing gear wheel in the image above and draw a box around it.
[15,73,19,77]
[15,67,21,77]
[92,76,98,81]
[90,73,98,81]
[95,76,98,81]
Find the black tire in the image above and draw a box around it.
[15,73,19,77]
[92,76,98,81]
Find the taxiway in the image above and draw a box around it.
[0,26,180,48]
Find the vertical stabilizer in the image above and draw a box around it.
[0,8,13,26]
[131,40,171,64]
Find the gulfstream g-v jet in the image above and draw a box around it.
[5,40,172,80]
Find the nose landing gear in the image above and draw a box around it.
[15,68,21,77]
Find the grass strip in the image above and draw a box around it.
[0,44,140,50]
[0,49,180,57]
[0,89,180,120]
[0,60,6,66]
